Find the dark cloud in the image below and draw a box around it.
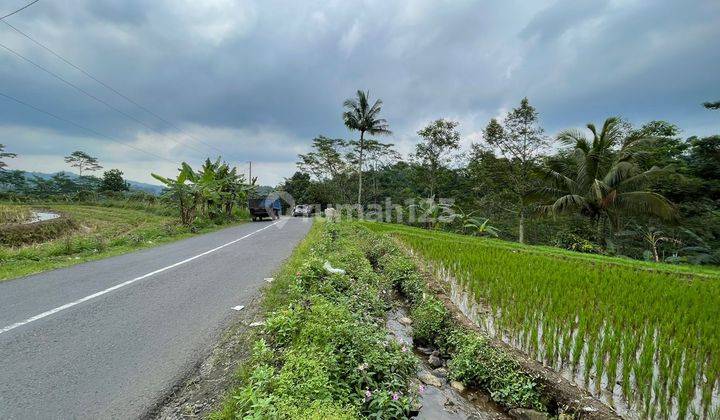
[0,0,718,185]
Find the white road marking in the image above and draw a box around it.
[232,305,245,311]
[0,221,281,336]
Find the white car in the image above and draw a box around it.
[292,204,312,217]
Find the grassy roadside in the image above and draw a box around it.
[211,221,549,419]
[212,221,420,419]
[0,204,246,281]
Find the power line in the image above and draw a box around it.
[1,20,227,157]
[0,90,178,165]
[0,0,40,20]
[0,40,214,158]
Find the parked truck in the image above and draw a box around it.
[248,197,273,221]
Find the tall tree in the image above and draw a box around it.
[347,139,400,203]
[0,144,17,171]
[543,117,676,244]
[64,150,102,177]
[100,169,130,192]
[703,100,720,110]
[483,98,548,243]
[342,90,391,205]
[412,119,460,198]
[297,136,354,203]
[0,170,27,192]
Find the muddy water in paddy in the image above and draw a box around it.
[24,211,61,224]
[386,307,508,420]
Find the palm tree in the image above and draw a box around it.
[542,117,676,244]
[343,90,391,205]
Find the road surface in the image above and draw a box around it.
[0,217,312,419]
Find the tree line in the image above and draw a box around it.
[0,148,131,196]
[0,146,254,227]
[282,92,720,264]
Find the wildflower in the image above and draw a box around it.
[401,345,408,352]
[364,389,372,401]
[418,384,425,394]
[357,362,369,371]
[392,392,399,401]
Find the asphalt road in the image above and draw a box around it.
[0,217,312,419]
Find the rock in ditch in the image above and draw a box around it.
[417,346,433,355]
[428,354,443,368]
[449,380,465,392]
[508,408,550,420]
[433,367,448,379]
[398,317,413,326]
[418,372,444,387]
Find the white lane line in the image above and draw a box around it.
[0,221,281,336]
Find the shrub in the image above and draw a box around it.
[447,330,544,410]
[409,296,452,349]
[378,254,425,304]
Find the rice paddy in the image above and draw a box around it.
[362,222,720,419]
[0,204,31,224]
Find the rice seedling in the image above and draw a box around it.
[363,222,720,419]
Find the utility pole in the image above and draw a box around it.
[248,161,252,183]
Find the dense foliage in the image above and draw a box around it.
[283,98,720,265]
[366,222,720,419]
[152,158,253,226]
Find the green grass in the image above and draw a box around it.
[361,222,720,419]
[0,203,246,281]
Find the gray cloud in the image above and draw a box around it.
[0,0,718,185]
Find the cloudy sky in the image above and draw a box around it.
[1,0,719,186]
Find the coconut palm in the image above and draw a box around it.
[542,117,676,243]
[343,90,392,205]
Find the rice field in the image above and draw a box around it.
[363,222,720,419]
[0,204,31,224]
[0,204,244,281]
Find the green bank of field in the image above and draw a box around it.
[0,203,244,281]
[363,222,720,419]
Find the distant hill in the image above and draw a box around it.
[24,172,165,195]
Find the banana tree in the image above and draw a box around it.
[463,217,500,237]
[152,163,201,226]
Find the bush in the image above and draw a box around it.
[409,296,453,349]
[553,231,602,254]
[447,331,544,410]
[378,253,425,304]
